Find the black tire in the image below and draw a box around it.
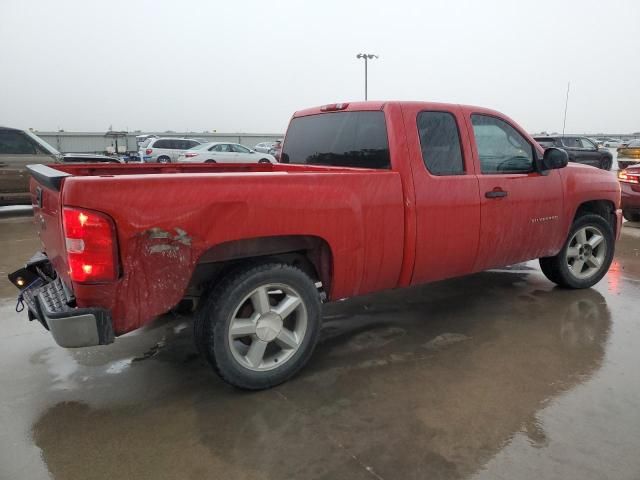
[195,263,321,390]
[539,214,614,289]
[205,159,216,163]
[157,156,171,164]
[600,157,612,171]
[623,209,640,222]
[258,158,271,164]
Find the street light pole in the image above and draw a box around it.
[356,53,378,101]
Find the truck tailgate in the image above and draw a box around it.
[27,165,71,286]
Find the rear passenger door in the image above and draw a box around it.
[401,105,481,284]
[560,136,581,163]
[210,144,236,162]
[468,112,564,270]
[576,137,602,167]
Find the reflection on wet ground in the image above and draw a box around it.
[1,216,640,480]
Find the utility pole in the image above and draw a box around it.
[562,81,570,137]
[356,53,378,101]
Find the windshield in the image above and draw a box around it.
[23,130,60,155]
[281,111,390,169]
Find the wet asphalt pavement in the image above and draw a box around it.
[1,212,640,480]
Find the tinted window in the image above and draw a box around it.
[153,139,170,149]
[578,138,596,149]
[534,138,557,148]
[281,111,390,169]
[471,115,534,174]
[185,140,200,149]
[211,144,232,152]
[0,130,41,154]
[416,111,464,175]
[561,137,579,148]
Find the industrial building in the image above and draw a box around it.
[34,131,283,154]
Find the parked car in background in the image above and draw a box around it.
[618,166,640,221]
[269,139,283,160]
[603,138,623,148]
[136,134,158,148]
[0,126,121,205]
[254,142,276,153]
[140,137,202,163]
[617,140,640,169]
[533,135,613,170]
[177,142,276,163]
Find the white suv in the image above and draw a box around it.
[140,137,202,163]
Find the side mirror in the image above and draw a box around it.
[540,147,569,170]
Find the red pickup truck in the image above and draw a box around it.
[10,101,622,389]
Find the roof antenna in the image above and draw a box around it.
[562,81,570,137]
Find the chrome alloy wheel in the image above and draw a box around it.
[227,283,307,371]
[566,226,607,280]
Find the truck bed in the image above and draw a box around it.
[29,162,406,334]
[50,162,379,177]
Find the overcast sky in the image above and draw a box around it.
[2,0,639,134]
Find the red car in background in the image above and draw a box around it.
[619,165,640,221]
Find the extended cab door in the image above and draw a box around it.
[465,110,564,271]
[575,137,603,167]
[401,105,481,284]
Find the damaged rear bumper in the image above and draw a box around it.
[9,254,114,348]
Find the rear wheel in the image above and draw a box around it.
[600,157,612,170]
[157,156,171,164]
[258,158,271,164]
[539,214,614,289]
[205,159,216,163]
[194,263,321,390]
[623,209,640,222]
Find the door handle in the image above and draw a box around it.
[485,189,508,199]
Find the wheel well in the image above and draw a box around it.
[185,235,333,302]
[574,200,616,230]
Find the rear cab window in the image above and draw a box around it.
[281,111,390,169]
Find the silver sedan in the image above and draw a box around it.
[176,142,277,163]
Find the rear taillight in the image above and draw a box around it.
[62,207,118,283]
[185,152,198,158]
[145,148,153,155]
[618,170,639,184]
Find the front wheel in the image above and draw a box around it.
[600,157,612,171]
[258,158,271,164]
[539,214,614,289]
[195,263,321,389]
